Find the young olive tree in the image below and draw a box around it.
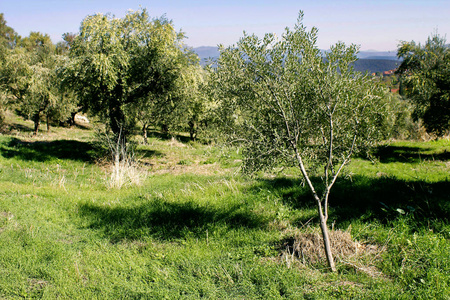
[210,12,388,272]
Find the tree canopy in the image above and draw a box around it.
[0,13,20,49]
[0,30,75,134]
[397,34,450,136]
[63,8,194,139]
[0,13,20,126]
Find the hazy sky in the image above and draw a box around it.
[1,0,449,51]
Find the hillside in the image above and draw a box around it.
[0,101,449,298]
[352,59,400,73]
[357,50,398,60]
[192,46,220,60]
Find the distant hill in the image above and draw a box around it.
[193,46,220,60]
[193,46,219,65]
[363,56,398,60]
[357,50,398,60]
[193,46,401,73]
[352,59,400,74]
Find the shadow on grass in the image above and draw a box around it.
[2,122,34,133]
[0,137,96,162]
[251,175,450,227]
[79,198,265,242]
[373,145,450,163]
[137,148,165,159]
[147,130,191,143]
[330,176,450,223]
[72,123,92,131]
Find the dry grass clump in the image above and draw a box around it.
[27,278,49,292]
[0,211,14,233]
[279,229,386,277]
[101,131,147,189]
[0,211,14,219]
[168,136,186,148]
[109,153,147,189]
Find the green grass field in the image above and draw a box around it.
[1,116,449,299]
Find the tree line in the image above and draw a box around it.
[0,9,448,272]
[0,10,209,141]
[1,10,448,140]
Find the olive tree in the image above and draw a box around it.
[210,12,388,271]
[0,13,20,49]
[0,13,20,126]
[137,50,203,141]
[64,8,189,141]
[181,65,211,141]
[0,31,75,134]
[152,63,210,141]
[18,56,58,134]
[397,34,450,136]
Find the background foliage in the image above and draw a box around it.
[397,34,450,136]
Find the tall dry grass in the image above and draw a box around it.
[102,130,147,189]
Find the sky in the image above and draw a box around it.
[1,0,449,51]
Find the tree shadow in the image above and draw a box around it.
[72,123,92,131]
[2,122,35,133]
[0,137,96,163]
[248,177,316,210]
[243,144,450,228]
[373,145,450,163]
[329,176,450,224]
[79,198,266,242]
[147,130,191,143]
[250,175,450,227]
[136,148,164,159]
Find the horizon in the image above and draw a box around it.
[192,45,399,53]
[1,0,449,52]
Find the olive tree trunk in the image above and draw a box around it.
[293,147,337,272]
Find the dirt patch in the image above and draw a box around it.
[0,211,14,234]
[28,278,49,292]
[0,211,13,220]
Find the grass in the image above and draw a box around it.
[0,116,449,298]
